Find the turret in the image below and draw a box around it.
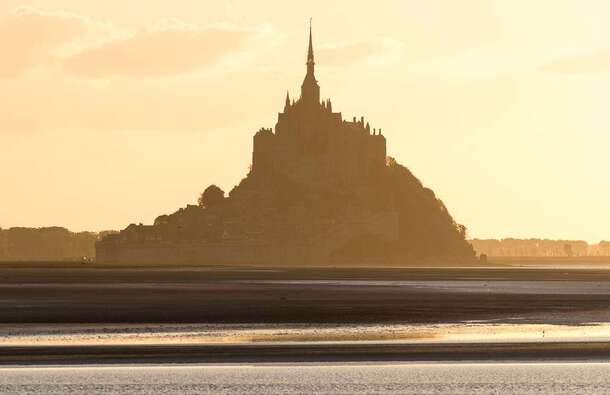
[284,91,291,111]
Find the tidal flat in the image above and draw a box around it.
[3,263,610,364]
[2,263,610,325]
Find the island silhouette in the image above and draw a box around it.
[96,24,475,265]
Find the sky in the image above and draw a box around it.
[0,0,609,242]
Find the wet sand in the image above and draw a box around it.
[5,341,610,365]
[2,264,610,324]
[4,263,610,363]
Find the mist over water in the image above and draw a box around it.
[3,363,610,394]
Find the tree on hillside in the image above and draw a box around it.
[198,185,225,208]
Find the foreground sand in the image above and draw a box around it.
[3,263,610,354]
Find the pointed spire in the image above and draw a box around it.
[307,18,314,66]
[301,18,320,104]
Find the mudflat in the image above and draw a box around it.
[6,342,610,365]
[3,264,610,324]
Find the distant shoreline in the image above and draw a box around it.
[1,256,610,269]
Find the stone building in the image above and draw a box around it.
[252,26,386,185]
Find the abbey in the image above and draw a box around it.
[96,26,474,265]
[252,26,387,185]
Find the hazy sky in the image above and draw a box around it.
[1,1,609,241]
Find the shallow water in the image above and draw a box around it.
[2,362,610,394]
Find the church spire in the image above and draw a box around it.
[284,91,290,110]
[301,18,320,104]
[307,18,314,70]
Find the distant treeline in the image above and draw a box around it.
[470,238,610,257]
[0,227,116,261]
[2,227,609,261]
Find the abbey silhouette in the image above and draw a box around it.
[252,24,386,188]
[96,25,474,264]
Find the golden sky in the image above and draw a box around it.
[1,1,609,241]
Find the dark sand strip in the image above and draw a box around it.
[3,342,610,365]
[4,266,610,324]
[5,285,610,324]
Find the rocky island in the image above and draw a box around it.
[96,26,474,265]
